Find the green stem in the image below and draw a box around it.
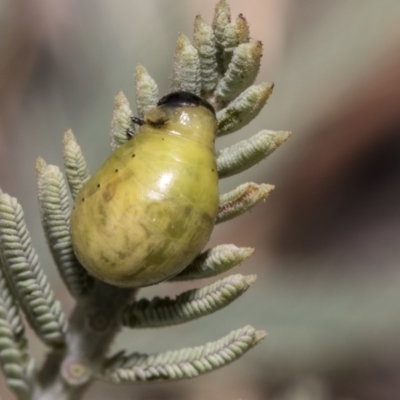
[32,281,135,400]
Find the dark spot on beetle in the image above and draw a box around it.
[102,182,116,202]
[97,183,101,188]
[115,169,119,173]
[211,168,215,172]
[162,137,164,141]
[131,154,135,158]
[82,197,85,202]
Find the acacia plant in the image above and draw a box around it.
[0,1,290,399]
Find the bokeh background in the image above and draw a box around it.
[1,1,400,399]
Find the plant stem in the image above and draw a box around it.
[32,281,135,400]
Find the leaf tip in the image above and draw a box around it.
[245,274,257,285]
[214,0,230,16]
[276,131,291,146]
[254,330,268,343]
[135,63,146,74]
[35,156,47,176]
[114,90,128,107]
[63,128,75,144]
[176,32,191,49]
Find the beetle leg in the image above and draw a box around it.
[131,116,145,126]
[127,116,145,138]
[126,128,135,139]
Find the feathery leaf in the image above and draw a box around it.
[111,91,134,151]
[170,244,254,281]
[104,325,266,382]
[123,274,256,329]
[217,130,291,178]
[215,41,262,105]
[135,64,159,119]
[217,82,274,136]
[217,182,274,223]
[0,191,66,347]
[221,13,250,68]
[212,0,231,71]
[193,15,219,95]
[170,33,201,95]
[36,158,93,299]
[63,129,90,199]
[0,259,31,396]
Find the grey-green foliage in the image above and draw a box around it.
[0,259,32,397]
[122,274,256,328]
[0,191,67,348]
[36,157,93,299]
[0,1,289,399]
[105,326,265,383]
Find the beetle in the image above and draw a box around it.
[70,91,219,287]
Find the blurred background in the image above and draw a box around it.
[1,0,400,399]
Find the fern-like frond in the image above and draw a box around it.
[212,0,231,70]
[63,129,90,199]
[217,82,274,136]
[122,274,255,328]
[221,13,250,68]
[170,245,254,281]
[217,130,291,178]
[103,325,265,382]
[0,191,66,347]
[36,158,93,299]
[217,182,274,223]
[135,64,159,119]
[193,15,219,95]
[111,91,134,150]
[170,33,201,95]
[0,259,31,396]
[215,41,262,104]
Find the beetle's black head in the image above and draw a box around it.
[157,91,216,117]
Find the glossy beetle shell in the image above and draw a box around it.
[70,92,219,287]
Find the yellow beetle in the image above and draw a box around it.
[70,92,219,287]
